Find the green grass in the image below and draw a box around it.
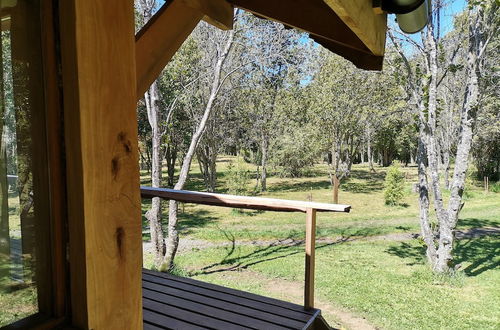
[0,192,37,327]
[142,157,500,329]
[171,237,499,329]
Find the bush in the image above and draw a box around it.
[271,128,320,178]
[384,161,406,206]
[491,181,500,193]
[224,158,250,195]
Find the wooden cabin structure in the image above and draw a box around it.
[0,0,399,329]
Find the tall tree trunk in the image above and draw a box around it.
[144,82,165,265]
[417,110,437,266]
[260,136,268,192]
[424,23,452,272]
[0,36,10,278]
[162,30,235,271]
[367,129,375,172]
[165,144,177,188]
[442,149,451,189]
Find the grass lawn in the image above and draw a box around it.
[0,192,38,327]
[142,157,500,329]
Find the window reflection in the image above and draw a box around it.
[0,0,51,326]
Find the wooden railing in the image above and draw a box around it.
[141,186,351,310]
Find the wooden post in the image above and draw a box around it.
[59,1,143,328]
[304,208,317,310]
[333,175,340,204]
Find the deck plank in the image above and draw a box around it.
[144,298,249,329]
[143,309,208,330]
[143,272,312,323]
[142,269,323,329]
[143,284,296,329]
[144,269,313,313]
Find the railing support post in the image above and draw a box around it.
[304,207,317,310]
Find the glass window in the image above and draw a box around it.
[0,0,52,326]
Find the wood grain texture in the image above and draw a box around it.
[141,186,351,213]
[41,0,68,317]
[136,0,202,97]
[322,0,387,56]
[181,0,233,30]
[59,0,143,328]
[304,208,317,310]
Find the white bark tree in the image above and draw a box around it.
[161,23,236,271]
[390,0,498,272]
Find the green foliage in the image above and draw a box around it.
[463,164,477,199]
[384,161,406,206]
[224,158,250,195]
[271,127,320,177]
[491,181,500,193]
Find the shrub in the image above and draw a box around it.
[384,161,406,206]
[225,158,250,195]
[491,181,500,193]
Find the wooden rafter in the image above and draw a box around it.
[135,0,234,98]
[229,0,371,54]
[135,1,203,98]
[181,0,234,31]
[322,0,387,56]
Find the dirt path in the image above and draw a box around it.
[153,226,499,254]
[211,270,377,330]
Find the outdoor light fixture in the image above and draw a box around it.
[376,0,431,34]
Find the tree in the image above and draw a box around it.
[239,16,311,191]
[390,0,499,272]
[161,21,237,271]
[136,0,167,265]
[310,51,387,203]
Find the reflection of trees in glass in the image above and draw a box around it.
[2,31,18,176]
[0,27,10,283]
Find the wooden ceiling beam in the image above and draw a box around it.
[312,35,384,70]
[135,0,203,98]
[136,0,234,98]
[228,0,372,54]
[181,0,234,30]
[322,0,387,56]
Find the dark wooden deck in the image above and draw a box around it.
[142,269,331,330]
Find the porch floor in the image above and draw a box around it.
[142,269,331,329]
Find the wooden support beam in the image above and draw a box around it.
[304,208,317,310]
[229,0,371,54]
[322,0,387,56]
[141,186,351,213]
[135,0,203,98]
[59,0,143,328]
[181,0,234,30]
[312,34,384,70]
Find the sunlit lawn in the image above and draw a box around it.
[141,157,500,329]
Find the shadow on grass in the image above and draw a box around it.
[141,200,219,240]
[386,234,500,276]
[454,236,499,276]
[267,180,331,193]
[178,210,218,235]
[190,227,385,276]
[458,218,500,229]
[265,168,387,194]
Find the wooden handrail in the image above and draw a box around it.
[140,186,351,310]
[141,186,351,213]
